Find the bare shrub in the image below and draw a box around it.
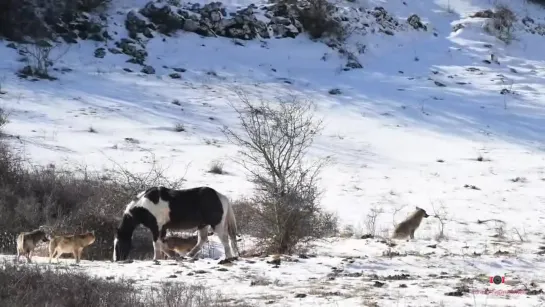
[431,202,449,241]
[364,206,384,237]
[174,123,185,132]
[294,0,346,40]
[18,40,69,79]
[208,160,225,175]
[0,141,185,260]
[484,5,517,44]
[232,197,261,236]
[147,282,244,307]
[0,261,244,307]
[493,221,506,239]
[222,91,337,254]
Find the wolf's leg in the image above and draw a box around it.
[186,228,209,259]
[77,248,84,262]
[55,251,62,263]
[409,229,415,239]
[73,250,79,263]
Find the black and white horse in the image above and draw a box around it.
[113,186,239,263]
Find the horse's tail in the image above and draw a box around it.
[218,192,240,256]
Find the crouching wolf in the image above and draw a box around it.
[392,207,430,239]
[161,235,199,259]
[16,229,50,263]
[49,231,96,264]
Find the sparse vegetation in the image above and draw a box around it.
[223,91,337,254]
[364,206,384,237]
[431,202,449,241]
[0,261,239,307]
[17,41,69,80]
[0,134,185,259]
[208,160,225,175]
[174,123,186,132]
[88,126,97,133]
[484,4,517,44]
[295,0,346,40]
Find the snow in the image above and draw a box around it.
[2,0,545,305]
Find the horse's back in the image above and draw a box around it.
[152,186,224,229]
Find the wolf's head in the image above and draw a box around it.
[415,206,430,218]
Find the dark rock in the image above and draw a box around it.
[329,88,341,95]
[141,65,155,74]
[471,10,494,18]
[94,47,106,58]
[108,48,122,54]
[169,73,181,79]
[407,14,426,31]
[452,24,464,32]
[140,2,185,35]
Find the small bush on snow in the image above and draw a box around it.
[484,4,517,44]
[295,0,346,40]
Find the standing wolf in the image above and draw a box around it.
[48,231,96,264]
[161,235,199,259]
[16,229,50,263]
[392,207,430,239]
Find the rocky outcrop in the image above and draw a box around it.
[115,38,148,64]
[0,1,108,44]
[125,1,304,40]
[407,14,426,31]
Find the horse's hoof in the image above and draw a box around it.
[218,258,235,265]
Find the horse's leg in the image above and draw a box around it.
[186,228,208,259]
[150,224,163,261]
[215,223,235,261]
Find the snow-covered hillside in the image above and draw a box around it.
[1,0,545,305]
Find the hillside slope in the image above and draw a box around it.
[1,0,545,306]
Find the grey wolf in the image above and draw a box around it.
[392,207,430,239]
[113,186,239,264]
[16,229,49,263]
[161,235,199,259]
[48,231,96,263]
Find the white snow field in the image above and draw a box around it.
[1,0,545,305]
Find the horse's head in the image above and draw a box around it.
[113,227,132,262]
[113,213,137,262]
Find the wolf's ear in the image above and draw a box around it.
[415,206,420,210]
